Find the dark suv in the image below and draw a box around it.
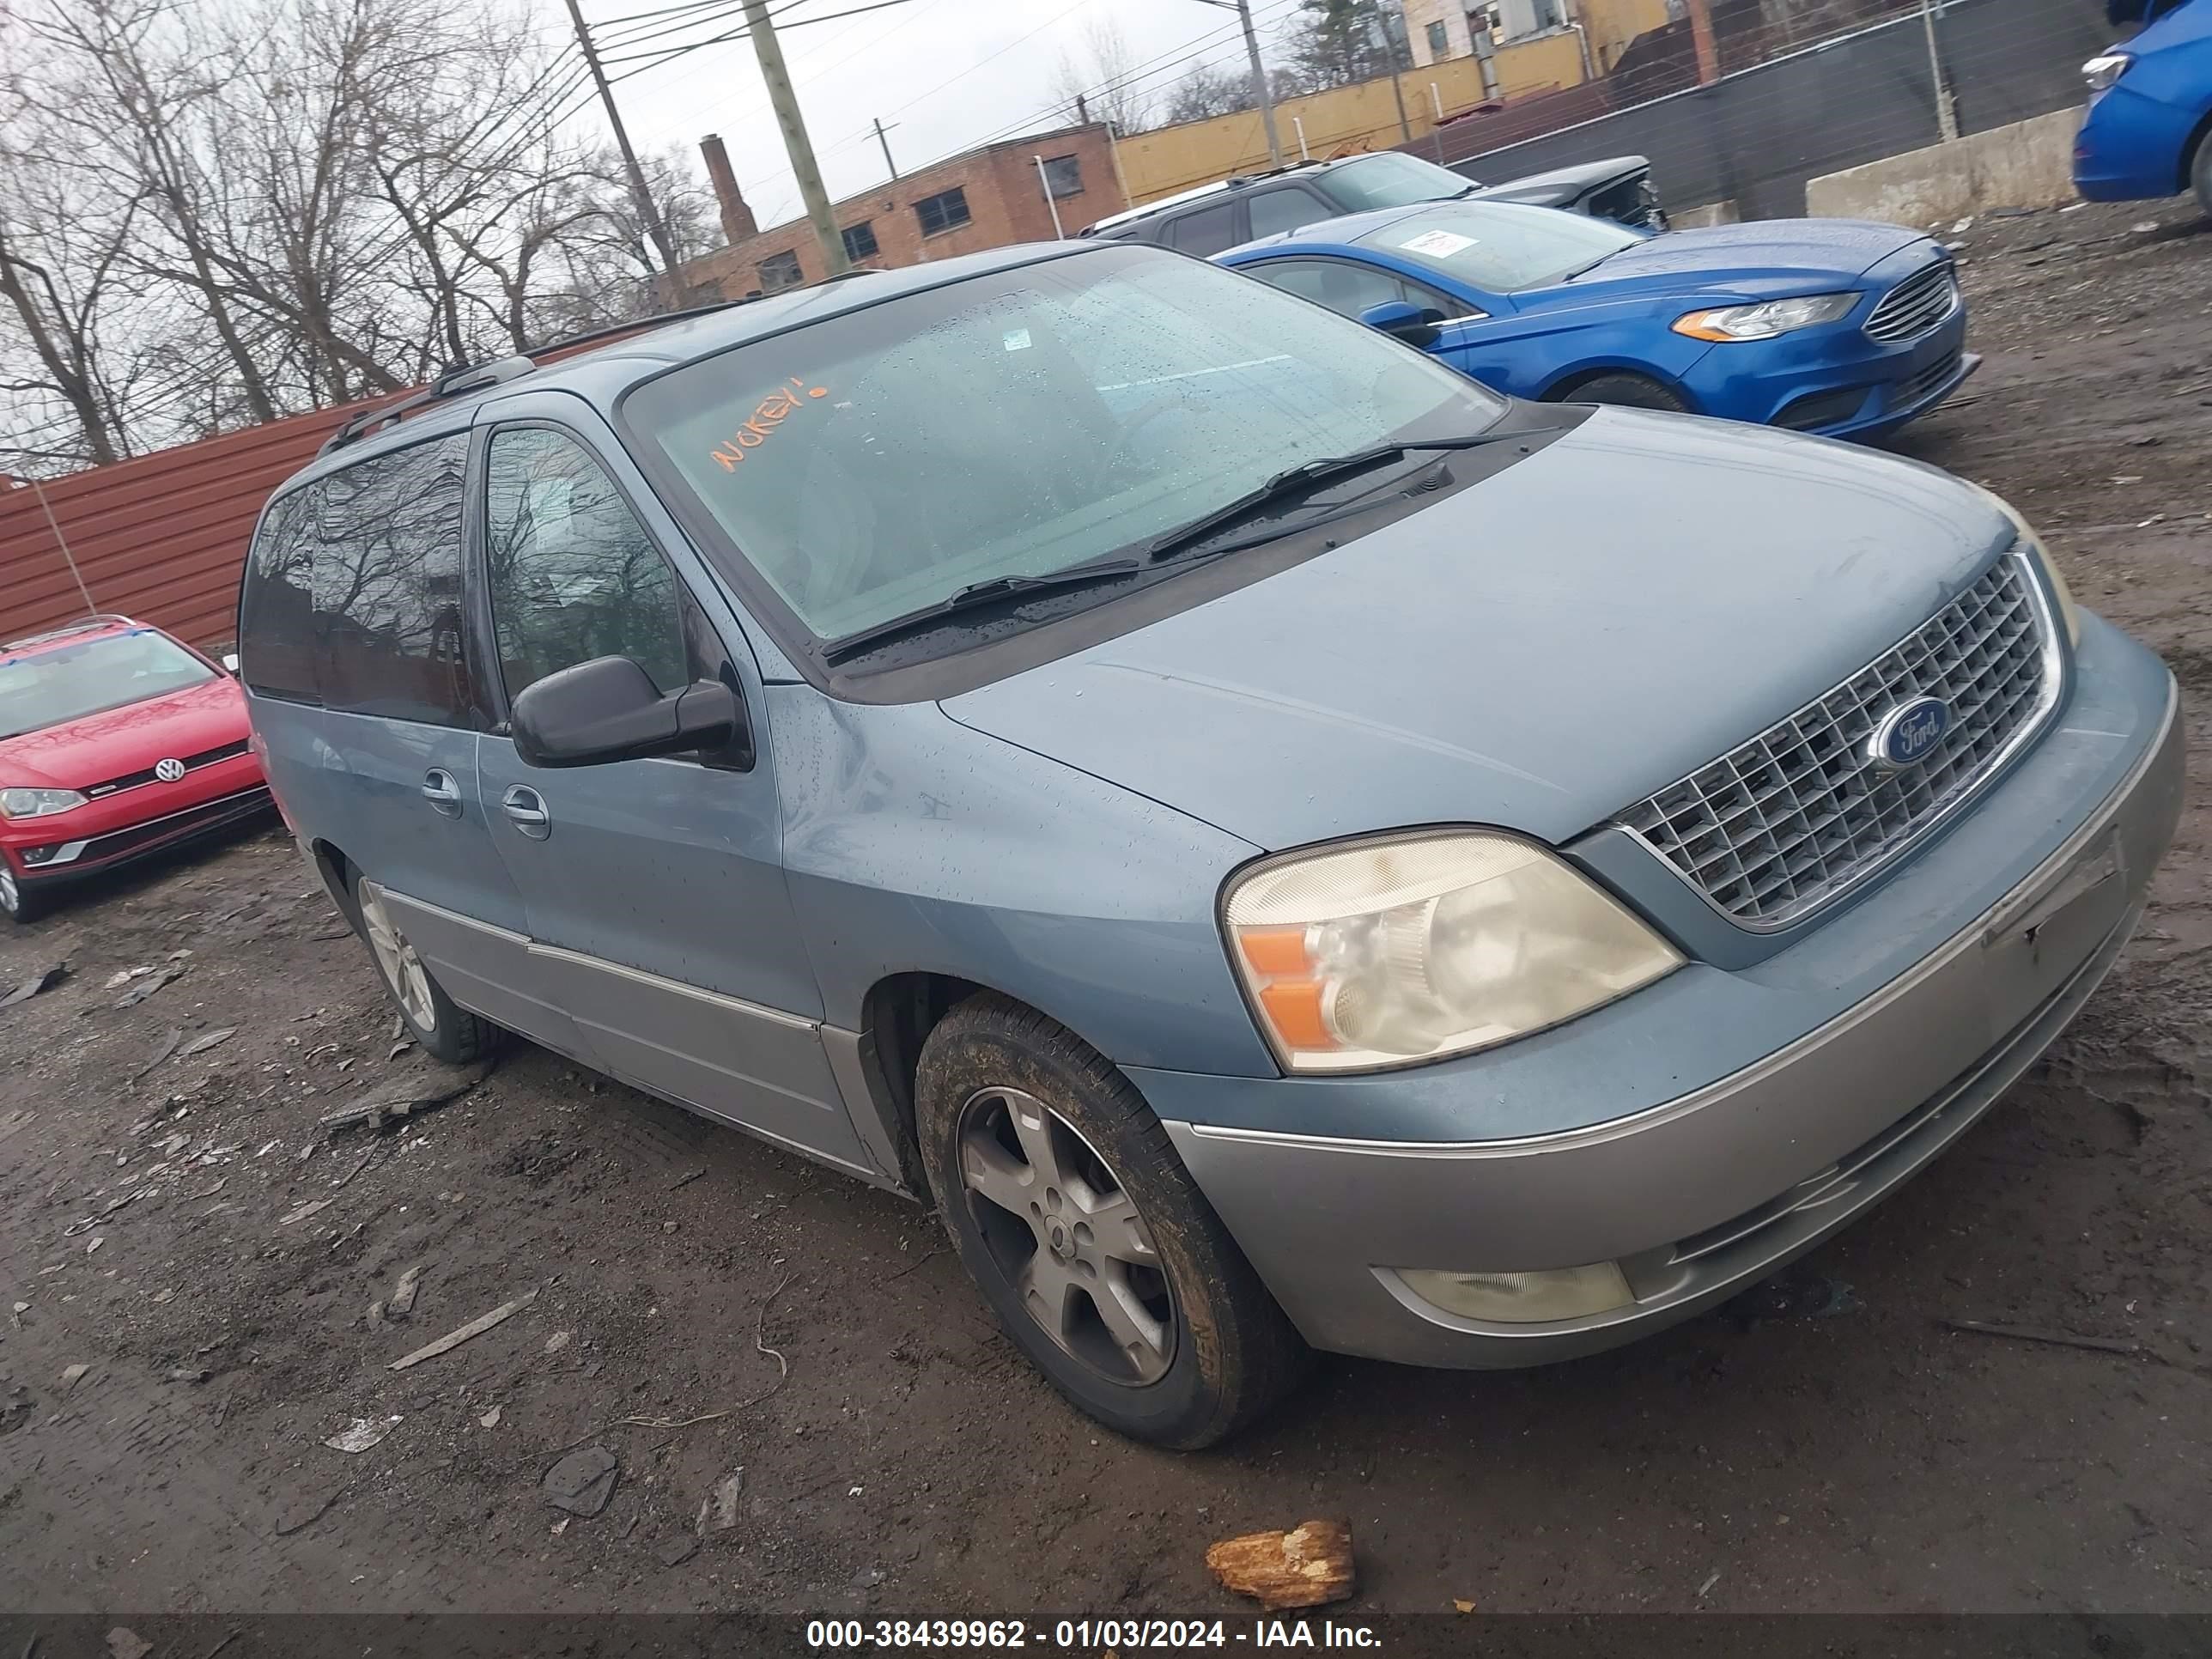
[1083,150,1666,258]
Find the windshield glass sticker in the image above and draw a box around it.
[708,379,830,472]
[1398,228,1477,258]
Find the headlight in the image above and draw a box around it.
[2083,52,2130,92]
[0,787,88,820]
[1672,292,1858,342]
[1967,483,2082,649]
[1223,830,1683,1074]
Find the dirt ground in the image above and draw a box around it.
[2,197,2209,1620]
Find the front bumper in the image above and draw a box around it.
[2,779,274,891]
[2073,87,2194,201]
[1159,659,2184,1367]
[1686,306,1974,441]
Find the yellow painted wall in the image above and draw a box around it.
[1109,32,1589,210]
[1577,0,1673,70]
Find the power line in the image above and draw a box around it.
[599,0,918,77]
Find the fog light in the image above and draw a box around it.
[21,844,61,866]
[1400,1261,1635,1323]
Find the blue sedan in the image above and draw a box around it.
[2074,0,2211,212]
[1213,200,1977,441]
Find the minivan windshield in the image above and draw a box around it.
[0,629,215,740]
[1357,201,1644,293]
[624,245,1504,651]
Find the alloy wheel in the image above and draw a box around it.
[0,866,19,917]
[357,880,437,1032]
[956,1086,1176,1386]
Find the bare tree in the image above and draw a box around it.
[1048,15,1154,135]
[1160,61,1262,126]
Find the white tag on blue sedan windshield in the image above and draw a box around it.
[1398,228,1478,258]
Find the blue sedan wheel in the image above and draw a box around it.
[1553,372,1689,414]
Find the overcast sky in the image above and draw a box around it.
[555,0,1316,233]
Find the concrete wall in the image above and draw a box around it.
[1806,107,2087,225]
[1110,33,1588,207]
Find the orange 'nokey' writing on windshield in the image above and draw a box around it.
[708,379,830,471]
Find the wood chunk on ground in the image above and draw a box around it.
[1205,1518,1356,1611]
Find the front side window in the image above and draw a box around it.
[1321,152,1476,212]
[915,187,970,236]
[758,249,803,292]
[1245,258,1449,319]
[0,629,214,740]
[1356,201,1641,292]
[483,428,690,702]
[623,245,1501,656]
[310,434,476,726]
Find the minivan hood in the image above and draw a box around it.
[941,407,2012,852]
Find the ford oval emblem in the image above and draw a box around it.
[1869,696,1951,771]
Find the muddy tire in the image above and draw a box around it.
[915,994,1309,1449]
[352,873,500,1065]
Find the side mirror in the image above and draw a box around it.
[510,656,744,769]
[220,653,241,675]
[1359,301,1443,349]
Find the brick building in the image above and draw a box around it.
[684,122,1127,301]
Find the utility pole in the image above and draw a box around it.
[1192,0,1283,170]
[1684,0,1719,86]
[1374,0,1414,145]
[872,117,900,179]
[743,0,852,276]
[562,0,686,309]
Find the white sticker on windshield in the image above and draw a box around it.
[1003,327,1033,351]
[1398,228,1477,258]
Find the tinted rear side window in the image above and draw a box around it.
[1164,201,1240,255]
[309,435,477,726]
[240,489,322,704]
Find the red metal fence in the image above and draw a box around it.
[3,404,359,653]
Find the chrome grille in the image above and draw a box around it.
[1620,552,2057,930]
[1865,261,1960,343]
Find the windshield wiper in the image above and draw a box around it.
[821,557,1144,665]
[1145,434,1512,563]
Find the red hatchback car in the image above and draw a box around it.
[0,616,270,923]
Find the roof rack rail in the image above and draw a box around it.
[3,613,139,653]
[319,356,536,456]
[314,297,762,458]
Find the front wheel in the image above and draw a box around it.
[2192,128,2212,217]
[915,995,1309,1449]
[1550,372,1690,413]
[0,863,50,925]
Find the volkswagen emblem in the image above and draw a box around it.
[154,757,186,783]
[1869,696,1951,771]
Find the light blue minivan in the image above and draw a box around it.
[239,240,2182,1448]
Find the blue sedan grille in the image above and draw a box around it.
[1865,261,1960,343]
[1620,550,2060,930]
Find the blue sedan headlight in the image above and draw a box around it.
[2082,52,2130,92]
[1673,292,1859,342]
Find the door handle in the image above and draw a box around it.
[501,784,551,840]
[421,769,464,817]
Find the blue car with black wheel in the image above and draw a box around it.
[2075,0,2212,214]
[1213,199,1978,441]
